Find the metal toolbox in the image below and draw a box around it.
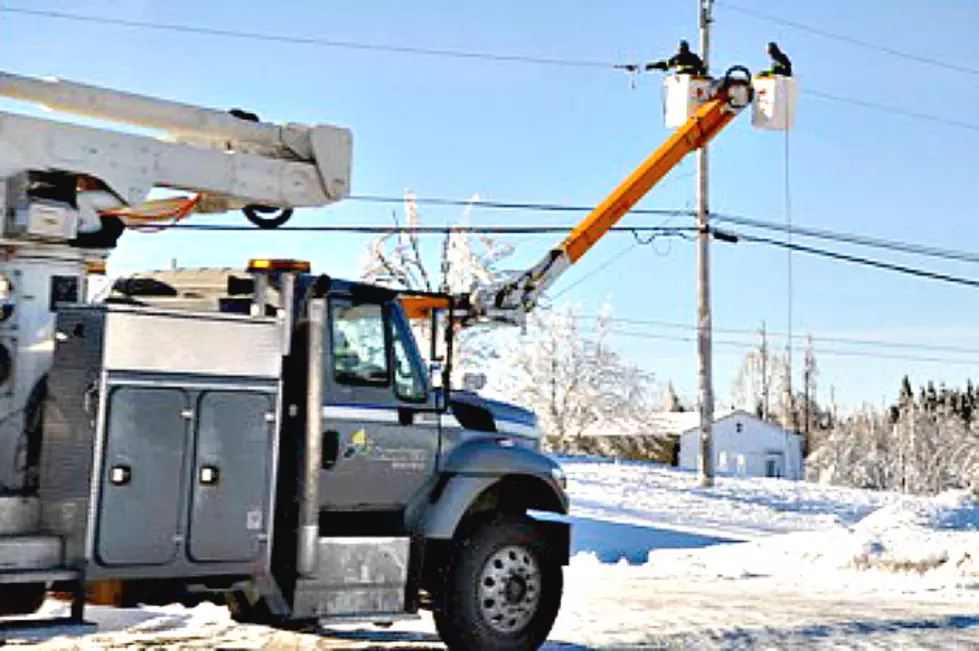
[40,304,283,581]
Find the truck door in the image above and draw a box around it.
[97,386,189,566]
[319,295,438,512]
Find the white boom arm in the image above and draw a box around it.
[0,71,352,217]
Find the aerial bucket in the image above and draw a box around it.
[751,75,798,131]
[663,74,713,128]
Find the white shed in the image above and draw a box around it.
[678,410,803,480]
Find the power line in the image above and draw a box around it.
[149,219,979,292]
[715,1,979,79]
[709,213,979,265]
[137,223,697,235]
[345,195,979,266]
[590,328,979,367]
[736,233,979,290]
[712,2,979,129]
[349,195,690,217]
[550,242,641,300]
[0,5,614,70]
[152,211,979,289]
[10,4,979,137]
[580,315,979,357]
[802,88,979,134]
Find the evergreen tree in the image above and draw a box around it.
[900,375,913,407]
[926,382,938,412]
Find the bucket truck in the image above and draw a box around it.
[0,58,794,650]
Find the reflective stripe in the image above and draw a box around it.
[322,405,400,423]
[320,406,539,438]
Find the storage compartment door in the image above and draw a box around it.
[96,387,189,566]
[187,391,274,563]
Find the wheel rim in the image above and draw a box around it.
[477,544,541,634]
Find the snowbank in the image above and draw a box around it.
[559,455,905,539]
[642,490,979,592]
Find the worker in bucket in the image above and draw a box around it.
[761,41,793,77]
[645,40,707,76]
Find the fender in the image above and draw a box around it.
[441,438,566,484]
[425,439,568,540]
[424,475,498,540]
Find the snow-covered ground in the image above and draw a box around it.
[4,458,978,649]
[566,456,904,540]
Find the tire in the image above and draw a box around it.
[434,515,563,651]
[0,583,46,616]
[225,590,278,626]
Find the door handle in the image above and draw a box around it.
[398,407,415,426]
[322,430,339,469]
[109,464,131,486]
[199,465,220,486]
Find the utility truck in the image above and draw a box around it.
[0,63,793,649]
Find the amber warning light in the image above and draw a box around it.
[247,258,311,273]
[86,260,107,275]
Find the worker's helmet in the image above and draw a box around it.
[679,40,690,52]
[767,41,779,54]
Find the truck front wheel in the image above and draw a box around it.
[434,515,562,650]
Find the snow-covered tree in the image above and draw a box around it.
[360,190,513,378]
[497,304,659,453]
[731,325,827,437]
[731,323,796,426]
[661,382,686,412]
[807,377,979,495]
[362,191,514,296]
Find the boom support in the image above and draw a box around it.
[466,68,753,326]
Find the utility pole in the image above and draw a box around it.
[802,350,811,455]
[803,335,816,456]
[760,321,769,420]
[696,0,715,488]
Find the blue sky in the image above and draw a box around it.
[3,0,979,412]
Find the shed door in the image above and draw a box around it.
[187,391,274,563]
[97,387,189,566]
[765,453,784,478]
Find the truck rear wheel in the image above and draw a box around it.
[225,590,279,626]
[434,515,562,650]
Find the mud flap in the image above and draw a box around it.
[532,517,571,566]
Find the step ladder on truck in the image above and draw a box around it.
[0,64,793,650]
